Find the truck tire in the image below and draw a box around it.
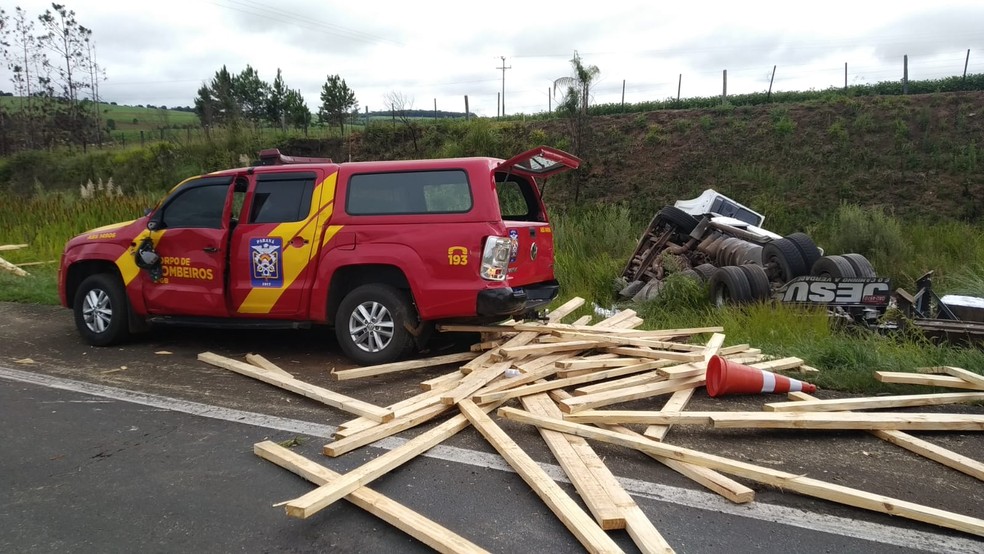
[739,264,772,301]
[785,232,822,271]
[74,273,130,346]
[841,253,877,278]
[335,284,416,365]
[811,255,857,279]
[693,263,718,283]
[762,238,809,283]
[657,206,699,236]
[708,266,753,307]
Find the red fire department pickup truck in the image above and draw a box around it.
[59,146,580,364]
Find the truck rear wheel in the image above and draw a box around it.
[811,255,857,279]
[708,266,752,307]
[74,273,130,346]
[335,284,416,365]
[762,238,808,283]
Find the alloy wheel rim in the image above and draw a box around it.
[349,301,394,353]
[82,288,112,333]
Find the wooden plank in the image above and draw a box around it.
[565,410,984,431]
[457,400,624,553]
[559,376,705,414]
[198,352,393,423]
[254,441,490,554]
[623,505,675,554]
[0,244,29,251]
[498,407,984,537]
[749,357,804,372]
[498,339,604,359]
[547,296,587,322]
[600,423,754,504]
[473,360,671,404]
[0,256,29,277]
[419,370,464,391]
[470,340,503,352]
[601,347,703,363]
[441,361,510,405]
[331,352,478,380]
[528,330,706,352]
[547,389,753,506]
[787,392,984,483]
[325,401,452,456]
[244,354,293,379]
[766,392,984,413]
[573,371,667,396]
[284,402,499,519]
[571,315,592,325]
[521,394,626,530]
[338,379,461,437]
[938,366,984,389]
[643,333,724,441]
[557,357,644,371]
[875,371,984,390]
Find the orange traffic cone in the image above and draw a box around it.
[706,355,817,397]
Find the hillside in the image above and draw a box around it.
[1,91,982,230]
[273,91,984,230]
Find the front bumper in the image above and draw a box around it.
[476,280,560,316]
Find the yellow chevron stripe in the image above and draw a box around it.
[116,229,161,286]
[237,173,338,314]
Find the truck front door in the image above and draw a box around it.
[141,177,233,317]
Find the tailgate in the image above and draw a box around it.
[504,221,554,286]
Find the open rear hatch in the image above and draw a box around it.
[495,146,581,287]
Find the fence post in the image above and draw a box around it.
[767,65,776,101]
[844,62,848,90]
[903,55,909,94]
[548,87,551,113]
[621,79,626,112]
[464,96,469,120]
[722,69,728,103]
[497,92,501,118]
[964,49,971,83]
[434,98,438,120]
[677,74,682,104]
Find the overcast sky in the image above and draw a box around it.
[5,0,983,117]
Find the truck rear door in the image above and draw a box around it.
[228,170,330,317]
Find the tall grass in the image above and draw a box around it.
[0,189,157,303]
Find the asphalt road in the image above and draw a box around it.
[1,302,982,553]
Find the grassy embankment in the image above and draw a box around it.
[3,190,983,392]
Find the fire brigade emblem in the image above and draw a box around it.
[250,237,283,288]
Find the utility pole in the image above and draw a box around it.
[497,55,511,117]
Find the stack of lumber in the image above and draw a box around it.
[199,297,984,552]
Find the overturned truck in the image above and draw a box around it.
[620,189,891,319]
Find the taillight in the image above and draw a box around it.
[481,236,512,281]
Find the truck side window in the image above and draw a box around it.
[160,183,229,229]
[249,173,316,224]
[346,170,472,215]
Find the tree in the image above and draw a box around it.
[266,68,288,131]
[193,83,216,137]
[38,3,93,148]
[284,88,311,135]
[552,51,599,202]
[318,74,357,133]
[384,90,419,152]
[233,64,268,129]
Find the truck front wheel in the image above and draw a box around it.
[74,273,130,346]
[335,284,416,365]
